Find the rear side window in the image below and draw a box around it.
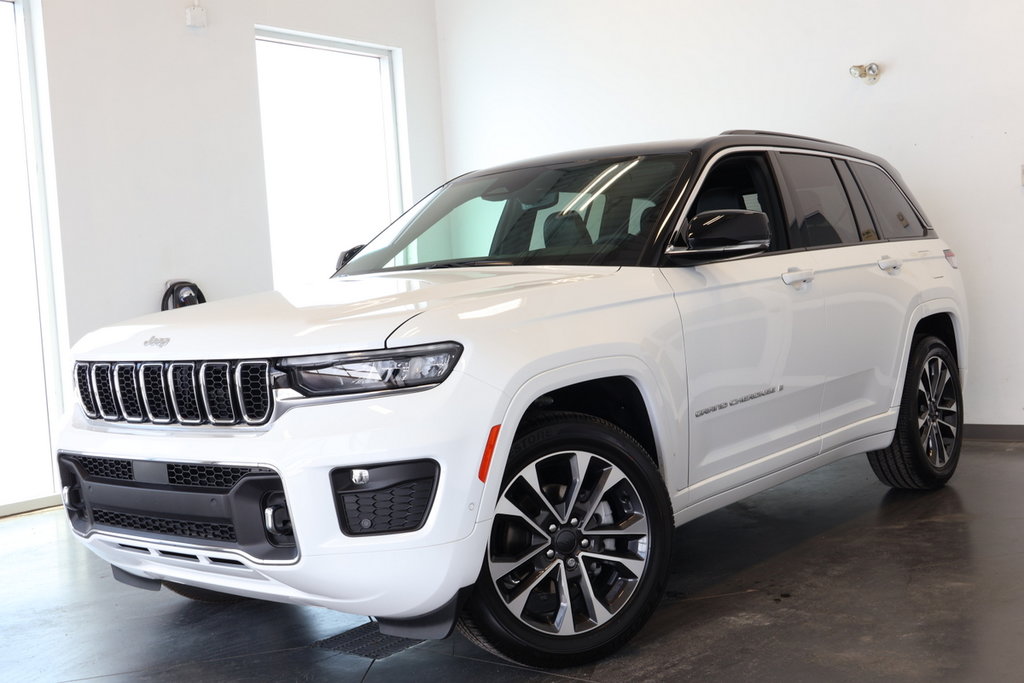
[778,153,859,247]
[849,162,926,239]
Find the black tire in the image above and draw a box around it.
[458,411,672,668]
[163,581,249,603]
[867,335,963,490]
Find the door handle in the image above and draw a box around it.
[877,256,903,272]
[781,268,815,287]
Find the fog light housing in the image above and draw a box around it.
[330,460,439,536]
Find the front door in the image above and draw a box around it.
[660,152,825,503]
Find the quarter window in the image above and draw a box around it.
[849,162,926,239]
[778,154,859,247]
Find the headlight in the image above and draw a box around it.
[279,342,463,397]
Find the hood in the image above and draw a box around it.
[73,267,619,360]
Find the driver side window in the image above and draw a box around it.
[689,154,784,250]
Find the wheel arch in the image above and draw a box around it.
[475,356,683,525]
[890,300,968,409]
[913,311,964,372]
[516,376,659,468]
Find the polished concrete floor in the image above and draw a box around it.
[3,440,1023,682]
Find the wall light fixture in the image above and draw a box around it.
[849,63,881,85]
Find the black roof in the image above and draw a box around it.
[468,131,892,178]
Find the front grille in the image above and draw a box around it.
[114,363,144,422]
[92,364,119,420]
[201,362,236,423]
[92,508,237,542]
[140,364,172,423]
[75,359,273,426]
[75,363,99,418]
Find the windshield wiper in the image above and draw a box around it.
[418,259,515,270]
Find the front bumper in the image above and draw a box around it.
[55,371,502,619]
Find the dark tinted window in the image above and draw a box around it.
[835,161,879,241]
[850,162,926,239]
[778,153,859,247]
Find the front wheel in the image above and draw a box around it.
[867,335,964,489]
[458,412,672,668]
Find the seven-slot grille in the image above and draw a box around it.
[75,360,272,426]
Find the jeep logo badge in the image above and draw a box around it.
[143,336,170,348]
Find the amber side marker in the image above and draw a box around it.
[478,425,501,482]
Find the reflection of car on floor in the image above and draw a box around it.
[58,131,967,667]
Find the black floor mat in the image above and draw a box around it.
[314,621,423,659]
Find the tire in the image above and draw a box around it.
[458,411,672,668]
[867,335,963,490]
[163,581,249,603]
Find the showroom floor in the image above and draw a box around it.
[2,440,1022,682]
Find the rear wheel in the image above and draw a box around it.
[867,335,963,489]
[458,412,671,668]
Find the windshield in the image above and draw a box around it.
[337,154,689,274]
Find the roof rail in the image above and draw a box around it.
[720,129,845,145]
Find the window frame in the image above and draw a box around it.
[254,27,409,220]
[0,0,69,514]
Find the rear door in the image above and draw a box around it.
[661,152,826,503]
[774,152,932,452]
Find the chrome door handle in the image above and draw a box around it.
[781,268,815,287]
[877,256,903,272]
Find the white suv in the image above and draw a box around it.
[58,131,967,666]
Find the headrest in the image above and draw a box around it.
[544,211,592,248]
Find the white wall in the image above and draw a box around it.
[434,0,1024,426]
[39,0,445,344]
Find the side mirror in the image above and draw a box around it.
[667,210,770,260]
[336,244,365,270]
